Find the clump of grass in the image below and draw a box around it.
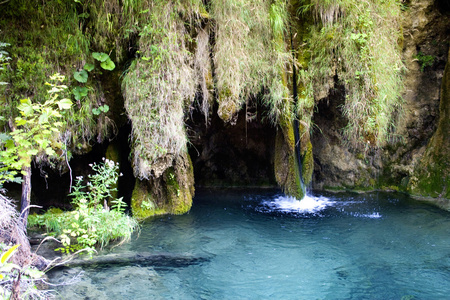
[299,0,405,149]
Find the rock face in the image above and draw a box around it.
[408,49,450,208]
[311,0,450,207]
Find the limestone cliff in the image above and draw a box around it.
[311,0,450,210]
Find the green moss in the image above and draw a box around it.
[166,153,194,215]
[301,140,314,186]
[274,122,304,199]
[217,87,239,122]
[131,179,168,220]
[131,153,194,220]
[0,0,116,160]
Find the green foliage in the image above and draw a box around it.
[92,52,109,62]
[72,86,88,101]
[414,51,435,72]
[0,1,116,157]
[28,159,138,254]
[92,104,109,115]
[73,70,88,83]
[100,59,115,71]
[92,52,115,70]
[83,63,95,72]
[0,244,46,299]
[0,74,72,186]
[299,0,405,149]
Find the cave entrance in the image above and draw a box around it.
[187,102,277,188]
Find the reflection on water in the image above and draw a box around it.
[49,190,450,299]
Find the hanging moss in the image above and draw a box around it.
[211,0,291,124]
[122,1,200,179]
[298,0,405,149]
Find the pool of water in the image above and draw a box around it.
[49,190,450,299]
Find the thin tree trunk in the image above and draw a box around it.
[20,166,31,229]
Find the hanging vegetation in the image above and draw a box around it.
[210,0,292,124]
[298,0,405,149]
[122,0,201,179]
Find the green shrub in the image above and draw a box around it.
[28,159,138,254]
[414,51,435,72]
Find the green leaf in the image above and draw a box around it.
[0,133,11,142]
[45,148,56,156]
[73,86,88,100]
[99,105,109,113]
[17,100,34,116]
[25,268,44,279]
[92,52,109,62]
[1,244,20,263]
[38,112,49,124]
[27,149,39,156]
[15,118,27,126]
[92,108,101,115]
[100,58,115,71]
[74,70,88,83]
[5,139,14,148]
[57,98,73,110]
[0,262,20,273]
[83,63,95,72]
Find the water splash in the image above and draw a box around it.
[260,194,334,215]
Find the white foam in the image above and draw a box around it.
[262,194,334,214]
[350,212,382,219]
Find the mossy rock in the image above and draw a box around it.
[274,125,304,199]
[408,50,450,205]
[217,87,240,123]
[130,152,194,220]
[301,140,314,186]
[131,179,167,220]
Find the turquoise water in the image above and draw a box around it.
[49,190,450,299]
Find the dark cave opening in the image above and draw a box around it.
[187,101,278,188]
[22,124,135,211]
